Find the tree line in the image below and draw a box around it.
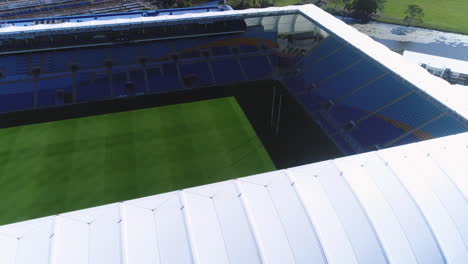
[331,0,424,25]
[149,0,425,27]
[331,0,386,20]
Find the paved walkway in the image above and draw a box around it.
[343,18,468,61]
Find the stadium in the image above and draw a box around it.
[0,4,467,263]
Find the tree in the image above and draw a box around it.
[152,0,191,9]
[331,0,351,9]
[348,0,386,20]
[404,4,424,27]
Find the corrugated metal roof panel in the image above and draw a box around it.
[0,132,467,263]
[334,153,419,264]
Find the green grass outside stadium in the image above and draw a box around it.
[274,0,468,35]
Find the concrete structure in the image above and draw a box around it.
[0,5,467,263]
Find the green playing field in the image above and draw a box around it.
[0,97,275,225]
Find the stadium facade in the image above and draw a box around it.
[0,4,467,263]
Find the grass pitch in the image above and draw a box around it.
[0,97,275,225]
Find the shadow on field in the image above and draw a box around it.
[0,80,343,169]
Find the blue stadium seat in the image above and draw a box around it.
[113,72,128,97]
[316,59,384,100]
[180,49,201,59]
[0,81,34,113]
[240,56,272,80]
[163,63,177,76]
[314,111,341,136]
[76,72,110,102]
[41,53,53,74]
[148,64,182,93]
[37,76,72,107]
[211,46,232,56]
[243,30,278,42]
[14,55,30,76]
[296,91,323,111]
[302,37,343,64]
[417,114,468,138]
[379,93,443,128]
[142,41,174,61]
[268,54,278,70]
[337,75,410,118]
[390,134,422,147]
[0,55,18,77]
[211,59,244,84]
[49,51,71,73]
[0,92,34,113]
[128,70,147,95]
[76,49,106,69]
[239,45,259,53]
[303,47,361,84]
[333,134,359,155]
[180,62,213,88]
[283,74,306,94]
[328,103,368,124]
[109,46,139,66]
[171,39,201,55]
[351,115,405,147]
[37,88,57,107]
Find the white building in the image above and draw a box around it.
[403,50,468,86]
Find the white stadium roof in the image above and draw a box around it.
[0,131,467,264]
[1,5,468,263]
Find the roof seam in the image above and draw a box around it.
[232,179,265,264]
[313,162,362,264]
[284,169,329,264]
[178,191,198,264]
[358,155,422,264]
[48,216,58,264]
[422,147,468,204]
[210,195,232,264]
[152,207,163,264]
[409,152,468,252]
[264,177,298,263]
[118,203,127,264]
[330,160,391,264]
[375,151,449,264]
[383,112,448,148]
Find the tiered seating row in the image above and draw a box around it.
[417,114,467,139]
[350,115,406,148]
[0,29,278,113]
[315,59,385,101]
[302,37,342,64]
[332,75,410,123]
[287,36,467,153]
[0,81,34,112]
[302,47,361,84]
[378,93,442,129]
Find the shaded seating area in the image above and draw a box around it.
[180,62,213,88]
[0,81,34,112]
[211,59,244,84]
